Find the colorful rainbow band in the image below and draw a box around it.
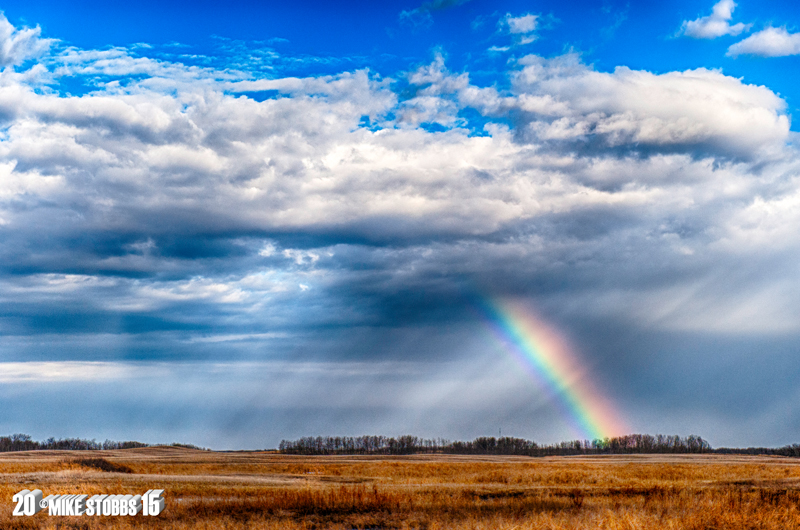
[482,299,626,441]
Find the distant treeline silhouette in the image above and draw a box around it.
[714,445,800,457]
[0,433,207,452]
[279,434,714,456]
[0,434,147,452]
[278,435,800,457]
[3,432,798,456]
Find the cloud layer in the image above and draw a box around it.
[1,13,798,348]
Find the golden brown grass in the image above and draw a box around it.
[2,449,800,529]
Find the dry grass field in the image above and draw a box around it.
[2,447,800,529]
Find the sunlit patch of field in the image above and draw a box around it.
[2,448,800,529]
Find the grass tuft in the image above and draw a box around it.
[72,457,133,474]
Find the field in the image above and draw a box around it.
[2,448,800,529]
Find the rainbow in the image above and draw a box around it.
[481,298,626,441]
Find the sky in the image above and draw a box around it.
[1,0,800,449]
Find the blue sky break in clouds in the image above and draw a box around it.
[1,0,800,448]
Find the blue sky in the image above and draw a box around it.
[1,0,800,448]
[5,0,799,101]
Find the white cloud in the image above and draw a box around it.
[727,26,800,57]
[0,362,141,382]
[505,54,788,157]
[184,333,287,343]
[500,13,539,45]
[678,0,748,39]
[258,242,277,257]
[407,55,778,158]
[283,249,320,265]
[505,13,538,34]
[138,278,248,305]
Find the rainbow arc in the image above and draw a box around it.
[482,298,626,441]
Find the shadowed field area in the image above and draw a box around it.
[2,448,800,528]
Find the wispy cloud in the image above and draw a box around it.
[0,15,52,66]
[399,0,473,29]
[0,362,143,382]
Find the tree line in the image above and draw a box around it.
[0,433,148,452]
[714,445,800,457]
[2,432,797,456]
[0,434,215,452]
[278,433,717,456]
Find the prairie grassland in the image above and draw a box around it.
[1,448,800,529]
